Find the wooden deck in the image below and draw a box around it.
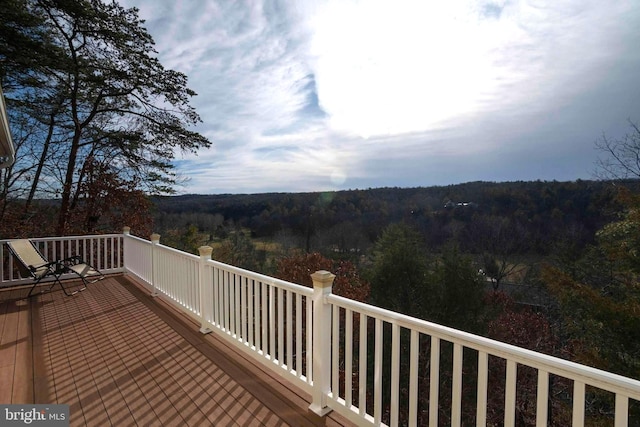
[0,275,353,427]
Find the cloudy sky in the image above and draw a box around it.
[122,0,640,195]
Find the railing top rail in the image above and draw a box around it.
[122,234,200,261]
[153,242,200,261]
[327,293,640,400]
[0,233,122,244]
[121,234,312,295]
[209,259,314,296]
[122,234,151,244]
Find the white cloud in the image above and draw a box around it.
[122,0,640,194]
[307,0,637,139]
[308,0,502,137]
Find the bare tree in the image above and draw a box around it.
[470,215,530,290]
[594,120,640,180]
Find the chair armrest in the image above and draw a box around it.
[28,261,59,272]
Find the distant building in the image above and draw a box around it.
[444,200,478,208]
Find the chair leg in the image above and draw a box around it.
[74,280,87,293]
[42,276,80,297]
[56,275,82,296]
[25,271,92,299]
[26,275,51,298]
[58,282,79,296]
[27,283,40,298]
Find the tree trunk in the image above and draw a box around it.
[25,111,56,212]
[0,166,11,223]
[56,132,81,235]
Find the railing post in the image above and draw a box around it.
[198,245,213,334]
[0,242,5,286]
[122,227,130,274]
[150,233,160,297]
[309,270,335,416]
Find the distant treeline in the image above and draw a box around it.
[151,179,635,258]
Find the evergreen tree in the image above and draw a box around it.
[369,223,431,317]
[435,245,486,333]
[0,0,210,233]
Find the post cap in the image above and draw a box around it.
[198,246,213,257]
[311,270,335,288]
[122,226,131,235]
[150,233,161,243]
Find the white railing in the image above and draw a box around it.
[5,229,640,426]
[121,232,153,285]
[122,229,316,393]
[325,294,640,427]
[121,230,640,427]
[1,234,124,286]
[204,259,315,392]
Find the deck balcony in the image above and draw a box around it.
[1,230,639,426]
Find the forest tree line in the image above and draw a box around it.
[152,179,625,265]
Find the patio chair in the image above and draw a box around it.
[6,239,104,297]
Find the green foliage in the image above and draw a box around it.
[596,188,640,274]
[213,229,264,272]
[545,188,640,381]
[435,246,486,332]
[161,225,203,255]
[369,224,487,332]
[0,0,59,86]
[369,223,430,316]
[546,267,640,379]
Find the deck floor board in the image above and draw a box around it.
[0,276,353,427]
